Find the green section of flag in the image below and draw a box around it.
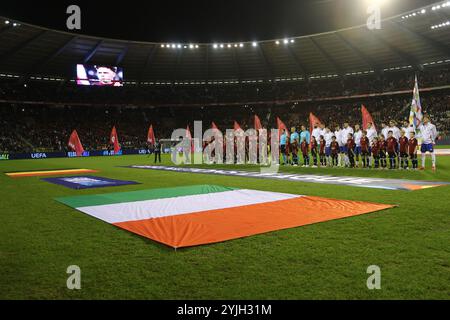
[56,184,236,208]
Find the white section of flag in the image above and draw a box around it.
[77,189,302,224]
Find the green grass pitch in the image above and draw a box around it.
[0,154,449,299]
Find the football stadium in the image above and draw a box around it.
[0,0,449,305]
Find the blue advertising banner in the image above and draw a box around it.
[42,176,140,189]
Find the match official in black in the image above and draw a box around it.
[154,140,162,163]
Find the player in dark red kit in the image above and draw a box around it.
[408,131,419,170]
[346,133,356,168]
[300,138,310,167]
[398,129,409,169]
[371,137,380,169]
[310,136,318,167]
[378,135,387,169]
[319,135,326,167]
[330,136,339,167]
[386,131,398,170]
[360,130,370,168]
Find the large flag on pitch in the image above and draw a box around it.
[361,105,377,131]
[68,130,84,156]
[409,75,424,132]
[57,184,394,248]
[110,126,121,154]
[147,125,155,145]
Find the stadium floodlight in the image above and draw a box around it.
[275,40,280,45]
[252,42,258,47]
[227,44,232,48]
[283,39,289,44]
[239,43,244,47]
[161,44,165,48]
[189,44,194,49]
[421,9,426,14]
[290,39,295,43]
[171,44,176,48]
[220,44,224,48]
[213,44,218,49]
[4,20,10,24]
[177,44,182,48]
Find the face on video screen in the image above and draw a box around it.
[96,67,116,85]
[76,64,123,86]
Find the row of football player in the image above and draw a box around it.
[280,116,438,171]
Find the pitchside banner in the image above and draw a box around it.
[0,149,148,160]
[126,165,449,191]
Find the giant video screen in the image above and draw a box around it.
[76,64,124,86]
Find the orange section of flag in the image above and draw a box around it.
[114,196,394,248]
[401,184,443,191]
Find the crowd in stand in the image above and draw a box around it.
[0,68,449,154]
[1,66,450,105]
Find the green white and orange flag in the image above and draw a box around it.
[57,185,394,248]
[409,75,423,132]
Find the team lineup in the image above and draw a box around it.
[279,116,438,171]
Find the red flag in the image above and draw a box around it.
[362,105,377,131]
[254,115,263,131]
[68,130,84,156]
[186,125,194,151]
[309,113,322,143]
[211,122,219,130]
[233,121,242,131]
[277,117,289,138]
[110,126,120,154]
[309,113,322,132]
[147,125,156,145]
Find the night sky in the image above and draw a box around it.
[0,0,439,42]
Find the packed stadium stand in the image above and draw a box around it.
[0,1,449,153]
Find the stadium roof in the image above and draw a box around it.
[0,1,450,83]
